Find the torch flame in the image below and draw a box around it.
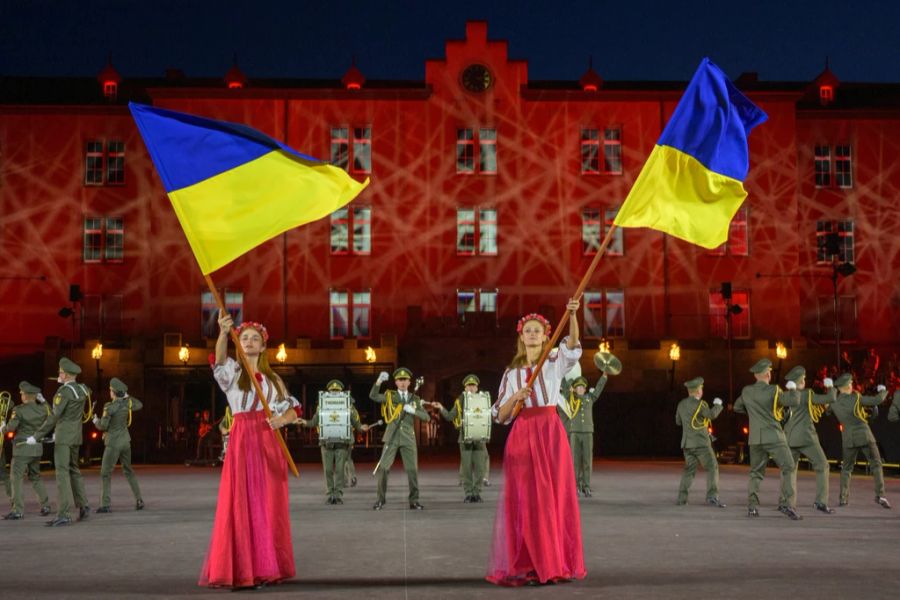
[276,343,287,364]
[669,343,681,362]
[776,342,787,360]
[178,345,190,364]
[365,346,377,363]
[91,343,103,360]
[598,340,610,353]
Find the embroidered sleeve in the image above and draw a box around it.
[213,357,239,392]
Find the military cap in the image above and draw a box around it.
[784,366,806,383]
[462,374,480,386]
[110,377,128,394]
[19,380,41,394]
[572,376,589,389]
[59,357,82,375]
[392,367,412,380]
[684,377,704,390]
[835,373,853,388]
[749,358,773,374]
[326,379,344,392]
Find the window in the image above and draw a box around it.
[581,129,600,174]
[330,126,371,174]
[709,290,750,338]
[456,289,498,323]
[819,85,833,105]
[85,141,104,185]
[103,81,117,100]
[707,206,749,256]
[83,216,125,263]
[106,141,125,185]
[814,144,852,189]
[582,208,623,255]
[331,206,371,256]
[201,291,243,338]
[603,128,623,174]
[352,206,371,254]
[330,127,349,169]
[330,289,371,338]
[457,207,497,256]
[604,208,623,256]
[583,289,625,338]
[456,127,497,174]
[816,220,854,264]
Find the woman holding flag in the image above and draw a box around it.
[198,310,300,589]
[487,299,586,586]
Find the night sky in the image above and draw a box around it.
[1,0,899,83]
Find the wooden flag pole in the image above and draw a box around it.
[507,224,619,421]
[204,274,300,478]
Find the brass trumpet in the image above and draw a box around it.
[0,390,11,422]
[593,350,623,376]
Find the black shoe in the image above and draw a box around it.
[3,512,23,520]
[78,506,90,521]
[95,506,112,514]
[373,501,384,510]
[333,497,344,505]
[748,507,760,517]
[779,506,802,520]
[409,502,424,510]
[46,517,72,527]
[583,487,593,498]
[135,499,144,511]
[876,496,892,509]
[326,496,335,505]
[707,497,727,508]
[814,502,835,514]
[473,494,484,503]
[350,477,357,487]
[40,506,51,516]
[464,495,473,503]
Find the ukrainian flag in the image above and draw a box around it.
[613,58,767,249]
[129,103,369,274]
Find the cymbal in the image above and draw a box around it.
[593,351,622,376]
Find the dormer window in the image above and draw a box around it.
[103,81,118,100]
[819,85,833,105]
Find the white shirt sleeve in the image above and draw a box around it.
[553,336,582,381]
[213,357,239,393]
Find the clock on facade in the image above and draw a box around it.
[461,64,493,93]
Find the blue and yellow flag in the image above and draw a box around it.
[613,58,767,248]
[129,103,369,274]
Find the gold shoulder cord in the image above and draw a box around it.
[81,385,93,424]
[381,390,403,424]
[772,387,784,421]
[223,407,234,434]
[809,390,826,423]
[127,398,133,427]
[452,397,463,429]
[568,390,582,420]
[690,400,710,430]
[852,392,871,422]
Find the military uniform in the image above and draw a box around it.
[827,373,890,507]
[558,375,607,496]
[370,368,430,509]
[778,366,836,512]
[675,377,724,506]
[0,433,9,505]
[888,390,900,423]
[94,378,144,512]
[733,358,801,518]
[437,374,489,502]
[302,380,366,504]
[1,381,51,518]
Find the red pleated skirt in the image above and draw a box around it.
[486,406,586,586]
[198,411,295,588]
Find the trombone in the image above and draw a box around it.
[0,391,12,423]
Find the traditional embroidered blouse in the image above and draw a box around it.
[213,357,298,415]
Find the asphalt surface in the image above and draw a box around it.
[2,459,898,599]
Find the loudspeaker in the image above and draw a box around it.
[69,284,82,302]
[720,281,732,300]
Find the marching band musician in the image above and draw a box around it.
[1,381,52,519]
[430,374,489,503]
[299,379,372,505]
[777,366,836,513]
[828,373,890,508]
[733,358,802,520]
[92,377,144,513]
[370,367,430,511]
[27,357,93,526]
[887,388,899,423]
[217,407,233,462]
[675,377,726,507]
[558,374,607,497]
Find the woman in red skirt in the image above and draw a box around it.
[487,299,586,586]
[199,310,300,589]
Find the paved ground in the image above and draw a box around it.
[2,459,898,599]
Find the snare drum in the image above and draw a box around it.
[318,391,352,442]
[463,391,492,442]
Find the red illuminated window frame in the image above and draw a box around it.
[456,127,497,174]
[603,128,623,174]
[581,129,600,174]
[106,141,125,185]
[457,207,497,256]
[352,127,372,174]
[583,289,625,338]
[330,289,371,339]
[456,288,498,323]
[85,141,104,185]
[84,216,125,263]
[816,220,854,264]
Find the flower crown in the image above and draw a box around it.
[516,313,551,335]
[234,321,269,343]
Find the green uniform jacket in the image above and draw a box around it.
[370,383,430,446]
[734,381,799,445]
[34,382,91,445]
[304,403,364,446]
[97,396,143,446]
[828,390,888,448]
[888,390,899,423]
[5,402,52,458]
[438,394,467,443]
[783,388,835,447]
[559,376,607,433]
[675,397,722,449]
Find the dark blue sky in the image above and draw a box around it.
[2,0,898,83]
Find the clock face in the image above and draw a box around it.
[461,64,493,93]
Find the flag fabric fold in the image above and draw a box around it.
[129,102,369,274]
[613,58,767,249]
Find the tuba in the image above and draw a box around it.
[0,391,11,422]
[593,349,623,376]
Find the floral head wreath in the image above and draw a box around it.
[517,313,551,336]
[234,321,269,343]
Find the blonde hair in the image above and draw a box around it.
[236,333,286,400]
[508,336,549,369]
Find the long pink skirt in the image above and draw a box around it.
[486,406,586,585]
[198,411,295,588]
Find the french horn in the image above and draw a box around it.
[593,350,623,376]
